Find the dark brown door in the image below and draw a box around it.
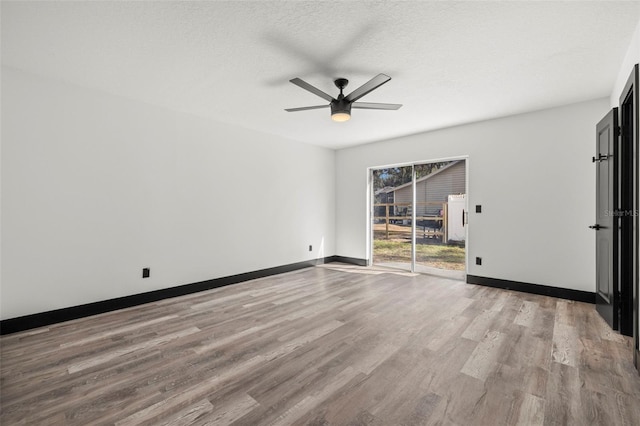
[594,109,618,330]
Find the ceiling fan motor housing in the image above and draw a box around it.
[331,99,352,116]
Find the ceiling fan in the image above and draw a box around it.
[285,73,402,122]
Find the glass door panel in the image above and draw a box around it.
[372,165,414,272]
[414,160,466,279]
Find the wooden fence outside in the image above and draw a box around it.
[373,201,449,243]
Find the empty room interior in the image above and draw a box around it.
[2,1,640,425]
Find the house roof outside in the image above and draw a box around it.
[374,186,396,196]
[386,161,463,193]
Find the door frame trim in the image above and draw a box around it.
[367,155,469,275]
[618,63,639,369]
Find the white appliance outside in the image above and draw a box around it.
[447,194,466,241]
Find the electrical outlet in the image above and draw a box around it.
[309,245,313,251]
[476,205,482,213]
[475,257,482,265]
[142,268,150,278]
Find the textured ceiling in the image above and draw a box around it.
[2,1,640,149]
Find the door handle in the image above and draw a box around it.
[592,154,610,162]
[589,224,605,230]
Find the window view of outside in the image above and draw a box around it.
[372,161,466,276]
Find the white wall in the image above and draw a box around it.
[611,17,640,107]
[335,99,609,292]
[0,67,335,320]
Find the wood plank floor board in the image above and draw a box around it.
[551,321,580,367]
[515,392,545,426]
[423,371,487,425]
[467,384,524,426]
[2,264,639,425]
[1,334,167,405]
[543,361,586,426]
[529,302,557,342]
[499,323,553,373]
[460,309,498,342]
[579,337,638,396]
[488,362,548,403]
[554,300,577,326]
[513,300,538,327]
[460,330,508,381]
[426,315,473,353]
[292,362,394,425]
[421,336,480,393]
[364,348,440,424]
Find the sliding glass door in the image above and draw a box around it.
[371,165,414,272]
[371,159,467,279]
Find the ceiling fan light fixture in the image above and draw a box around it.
[331,101,351,122]
[331,112,351,122]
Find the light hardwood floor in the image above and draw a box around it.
[1,264,639,425]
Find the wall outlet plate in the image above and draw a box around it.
[142,268,150,278]
[475,257,482,265]
[476,205,482,213]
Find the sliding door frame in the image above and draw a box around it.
[367,155,470,275]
